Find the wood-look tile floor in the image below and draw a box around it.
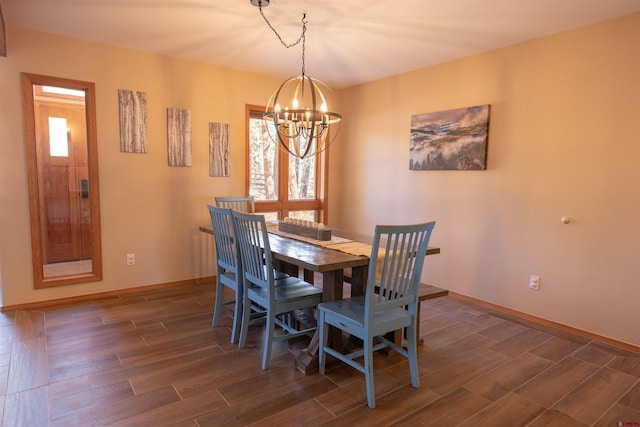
[1,281,639,426]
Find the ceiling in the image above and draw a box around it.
[4,0,640,88]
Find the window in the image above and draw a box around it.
[246,105,328,223]
[48,117,70,157]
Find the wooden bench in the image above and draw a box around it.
[390,283,450,346]
[342,270,448,345]
[415,283,448,345]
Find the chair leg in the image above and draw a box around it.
[262,310,276,369]
[238,292,251,348]
[212,282,224,327]
[230,288,241,344]
[318,310,328,375]
[406,319,420,388]
[364,336,376,409]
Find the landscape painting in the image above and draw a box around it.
[410,104,490,170]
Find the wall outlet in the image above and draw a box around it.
[126,253,135,266]
[529,275,539,290]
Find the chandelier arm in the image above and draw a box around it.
[301,137,313,158]
[293,136,304,158]
[282,129,302,158]
[293,78,302,111]
[302,75,318,158]
[312,79,328,118]
[282,142,298,157]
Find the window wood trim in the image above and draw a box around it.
[0,0,7,57]
[245,104,329,222]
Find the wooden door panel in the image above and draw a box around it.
[36,101,91,263]
[43,164,72,261]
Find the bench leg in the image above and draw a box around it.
[416,301,424,345]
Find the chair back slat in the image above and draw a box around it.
[215,196,255,213]
[231,211,273,292]
[366,222,435,315]
[207,206,238,274]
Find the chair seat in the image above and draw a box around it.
[319,296,412,338]
[273,269,290,280]
[248,277,322,306]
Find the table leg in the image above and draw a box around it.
[274,259,299,277]
[350,265,367,297]
[295,269,344,374]
[303,268,314,283]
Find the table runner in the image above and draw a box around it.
[266,226,399,280]
[323,241,373,257]
[267,226,373,258]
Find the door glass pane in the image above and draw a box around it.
[288,152,316,200]
[48,117,69,157]
[43,86,85,97]
[248,117,278,201]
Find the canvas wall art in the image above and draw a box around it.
[410,104,490,170]
[118,89,148,153]
[209,122,230,177]
[167,108,192,167]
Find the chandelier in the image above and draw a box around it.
[251,0,342,159]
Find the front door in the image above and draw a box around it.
[35,97,92,264]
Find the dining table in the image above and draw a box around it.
[199,223,440,374]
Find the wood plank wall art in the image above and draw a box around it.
[118,89,148,153]
[209,122,230,177]
[410,104,490,170]
[167,108,192,167]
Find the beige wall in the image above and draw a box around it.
[1,14,638,347]
[0,26,284,307]
[330,13,640,346]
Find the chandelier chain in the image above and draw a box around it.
[259,3,307,49]
[258,5,307,75]
[301,16,306,76]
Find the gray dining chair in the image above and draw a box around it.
[231,210,323,369]
[215,196,255,213]
[208,205,244,344]
[216,195,290,280]
[318,221,436,408]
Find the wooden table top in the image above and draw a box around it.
[199,224,369,272]
[267,232,370,272]
[199,224,440,268]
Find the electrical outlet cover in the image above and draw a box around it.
[529,275,539,290]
